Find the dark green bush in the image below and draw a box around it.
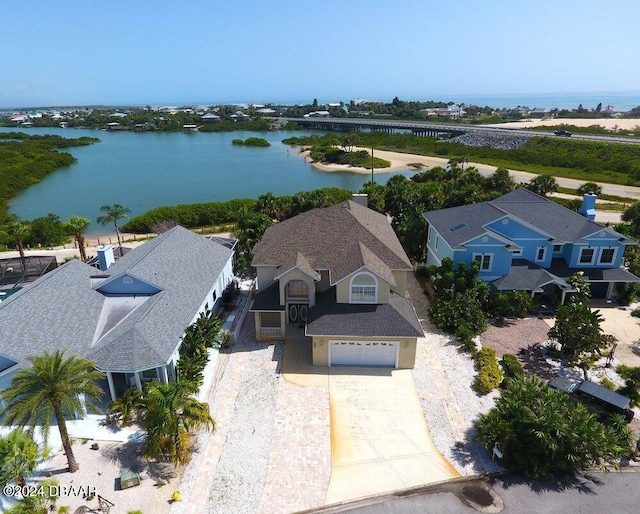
[500,354,524,379]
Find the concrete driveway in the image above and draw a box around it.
[325,367,460,504]
[542,301,640,367]
[596,302,640,367]
[281,331,460,505]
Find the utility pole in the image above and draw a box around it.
[371,145,374,185]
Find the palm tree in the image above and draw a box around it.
[65,215,90,262]
[0,429,40,488]
[141,381,215,465]
[107,386,144,427]
[96,203,131,255]
[6,478,70,514]
[6,220,30,269]
[0,350,104,473]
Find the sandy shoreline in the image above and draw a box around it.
[301,146,447,175]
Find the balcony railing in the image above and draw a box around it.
[260,326,282,338]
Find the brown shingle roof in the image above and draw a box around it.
[252,201,412,283]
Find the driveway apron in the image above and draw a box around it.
[325,367,460,504]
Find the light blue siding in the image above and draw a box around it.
[426,225,454,266]
[457,234,513,280]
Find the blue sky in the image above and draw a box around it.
[2,0,639,108]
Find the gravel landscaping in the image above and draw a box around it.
[207,365,280,513]
[406,275,504,476]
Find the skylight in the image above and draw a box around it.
[451,223,466,231]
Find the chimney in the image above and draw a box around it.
[351,193,368,207]
[97,245,115,271]
[578,193,596,221]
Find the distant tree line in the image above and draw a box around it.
[285,132,640,185]
[0,133,98,224]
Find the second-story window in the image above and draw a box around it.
[473,254,492,271]
[350,272,377,303]
[536,247,547,262]
[286,280,309,299]
[599,248,616,264]
[579,248,595,264]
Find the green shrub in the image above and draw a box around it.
[631,308,640,318]
[474,347,503,394]
[600,377,618,391]
[488,291,536,319]
[501,354,524,379]
[455,326,478,355]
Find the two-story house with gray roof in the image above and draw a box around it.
[423,189,639,303]
[0,226,234,405]
[250,199,423,368]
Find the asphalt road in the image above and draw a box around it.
[337,472,640,514]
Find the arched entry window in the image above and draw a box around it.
[286,280,309,300]
[349,272,378,303]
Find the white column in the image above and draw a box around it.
[160,366,169,385]
[134,371,143,392]
[107,372,117,401]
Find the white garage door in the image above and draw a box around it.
[329,341,398,367]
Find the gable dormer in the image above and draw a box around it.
[94,272,163,297]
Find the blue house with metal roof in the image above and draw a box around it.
[423,189,639,302]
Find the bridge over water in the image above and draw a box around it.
[280,116,640,145]
[282,116,468,138]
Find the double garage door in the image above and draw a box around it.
[329,340,399,367]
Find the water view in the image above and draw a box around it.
[1,127,415,235]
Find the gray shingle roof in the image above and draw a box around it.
[423,202,505,248]
[305,288,423,338]
[0,226,233,373]
[547,258,640,283]
[491,189,612,242]
[423,189,632,247]
[492,259,571,292]
[252,200,412,284]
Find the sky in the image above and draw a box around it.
[2,0,639,108]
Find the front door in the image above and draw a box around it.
[288,303,309,324]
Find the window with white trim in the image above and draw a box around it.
[536,247,547,262]
[512,248,522,256]
[473,253,493,271]
[350,272,378,303]
[599,248,616,264]
[579,248,595,264]
[435,235,439,251]
[553,244,562,253]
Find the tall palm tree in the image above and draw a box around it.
[96,203,131,255]
[65,215,90,262]
[6,220,30,269]
[0,350,104,473]
[0,429,40,488]
[141,381,215,465]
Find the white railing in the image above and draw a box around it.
[260,326,282,338]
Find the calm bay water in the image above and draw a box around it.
[1,127,414,235]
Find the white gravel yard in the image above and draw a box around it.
[170,316,284,514]
[206,363,281,513]
[407,275,504,477]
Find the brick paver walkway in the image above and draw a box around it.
[258,380,331,513]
